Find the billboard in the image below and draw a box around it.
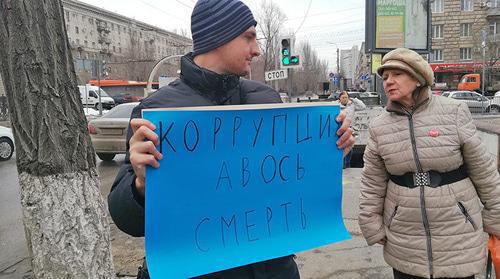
[365,0,430,53]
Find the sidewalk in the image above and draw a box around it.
[1,168,495,278]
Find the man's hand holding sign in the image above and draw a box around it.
[138,103,351,278]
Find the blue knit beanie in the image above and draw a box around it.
[191,0,257,56]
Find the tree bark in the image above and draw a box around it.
[0,1,115,278]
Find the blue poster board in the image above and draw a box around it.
[143,103,350,278]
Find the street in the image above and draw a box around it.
[0,154,493,278]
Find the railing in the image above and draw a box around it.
[0,96,8,122]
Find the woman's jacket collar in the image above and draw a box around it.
[179,53,240,104]
[386,87,431,115]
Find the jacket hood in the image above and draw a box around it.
[180,53,241,104]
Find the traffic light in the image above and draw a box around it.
[281,38,291,66]
[280,37,300,68]
[101,60,109,78]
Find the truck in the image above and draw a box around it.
[457,73,500,95]
[78,85,115,110]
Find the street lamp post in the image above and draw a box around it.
[327,41,340,91]
[146,54,184,96]
[481,29,487,96]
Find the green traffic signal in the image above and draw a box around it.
[282,48,289,56]
[282,56,290,65]
[290,56,299,64]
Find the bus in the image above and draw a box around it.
[88,80,160,104]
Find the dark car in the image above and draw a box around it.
[110,93,144,105]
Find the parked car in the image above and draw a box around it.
[87,102,138,161]
[279,92,291,103]
[110,93,144,105]
[441,91,494,113]
[357,92,380,105]
[0,126,14,161]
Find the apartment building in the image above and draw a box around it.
[340,45,360,89]
[62,0,192,82]
[430,0,499,89]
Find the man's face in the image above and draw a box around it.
[214,26,261,76]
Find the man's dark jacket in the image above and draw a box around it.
[108,54,299,279]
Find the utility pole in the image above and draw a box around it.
[481,29,487,96]
[97,59,102,116]
[274,35,280,92]
[337,47,340,77]
[327,42,341,91]
[287,68,293,98]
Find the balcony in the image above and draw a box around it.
[487,7,500,18]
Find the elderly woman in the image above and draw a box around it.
[358,48,500,279]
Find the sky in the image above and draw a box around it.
[77,0,365,71]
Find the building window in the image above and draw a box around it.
[431,49,443,62]
[92,42,96,48]
[89,18,94,25]
[75,26,79,34]
[460,47,472,60]
[84,40,88,47]
[491,22,498,36]
[461,0,473,11]
[432,25,443,39]
[431,0,444,13]
[66,11,70,20]
[460,23,472,37]
[76,38,80,45]
[113,46,116,52]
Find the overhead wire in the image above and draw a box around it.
[137,0,190,23]
[174,0,194,10]
[285,6,364,22]
[293,0,313,36]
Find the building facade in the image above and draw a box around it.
[340,45,359,89]
[430,0,499,90]
[62,0,192,83]
[354,42,372,91]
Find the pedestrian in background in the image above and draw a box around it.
[336,91,366,168]
[108,0,355,278]
[358,48,500,279]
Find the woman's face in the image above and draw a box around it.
[382,69,419,107]
[339,94,349,105]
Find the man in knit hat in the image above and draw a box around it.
[108,0,355,278]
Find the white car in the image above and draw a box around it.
[495,91,500,97]
[0,126,14,161]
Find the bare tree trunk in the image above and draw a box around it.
[0,1,115,278]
